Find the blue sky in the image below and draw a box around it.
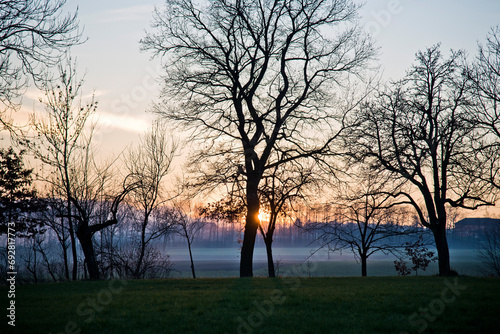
[15,0,500,155]
[360,0,500,79]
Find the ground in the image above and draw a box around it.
[0,276,498,333]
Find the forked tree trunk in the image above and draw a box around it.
[76,225,100,280]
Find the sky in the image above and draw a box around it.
[10,0,500,164]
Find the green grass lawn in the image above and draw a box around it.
[1,276,498,334]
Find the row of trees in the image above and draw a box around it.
[1,0,500,280]
[140,0,500,277]
[0,0,194,281]
[0,134,209,281]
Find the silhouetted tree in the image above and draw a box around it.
[307,169,419,276]
[468,26,500,139]
[258,160,321,277]
[28,59,135,280]
[477,223,500,277]
[199,159,321,277]
[68,143,135,280]
[27,58,94,280]
[0,0,82,128]
[347,46,497,275]
[168,203,205,279]
[0,148,57,282]
[142,0,375,277]
[466,26,500,191]
[125,120,177,278]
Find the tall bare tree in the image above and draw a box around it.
[141,0,374,277]
[347,46,497,275]
[27,59,136,280]
[69,143,135,280]
[125,120,177,278]
[258,159,321,277]
[0,0,82,128]
[468,26,500,138]
[466,26,500,191]
[28,59,94,280]
[477,223,500,277]
[167,201,206,279]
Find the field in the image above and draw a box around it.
[1,275,499,334]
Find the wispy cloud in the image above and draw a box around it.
[93,111,150,135]
[82,89,108,99]
[97,5,154,23]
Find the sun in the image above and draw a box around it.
[258,209,270,222]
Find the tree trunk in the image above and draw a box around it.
[67,200,78,281]
[265,238,276,278]
[134,220,148,278]
[361,254,367,277]
[240,179,260,277]
[76,225,100,280]
[57,224,70,280]
[109,231,114,278]
[187,239,196,279]
[32,244,38,283]
[62,243,69,280]
[433,224,451,276]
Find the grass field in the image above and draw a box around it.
[1,276,499,334]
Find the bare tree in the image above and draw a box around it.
[466,26,500,191]
[141,0,374,277]
[0,0,82,127]
[27,59,135,280]
[68,143,135,280]
[168,203,205,279]
[307,170,419,276]
[477,223,500,277]
[468,26,500,138]
[347,46,497,275]
[198,158,322,277]
[125,120,177,278]
[258,159,321,277]
[27,58,94,280]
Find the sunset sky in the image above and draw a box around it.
[11,0,500,158]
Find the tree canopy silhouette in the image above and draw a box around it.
[347,45,497,275]
[0,0,82,120]
[142,0,374,277]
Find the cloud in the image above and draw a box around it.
[97,5,154,23]
[93,111,150,135]
[82,89,109,99]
